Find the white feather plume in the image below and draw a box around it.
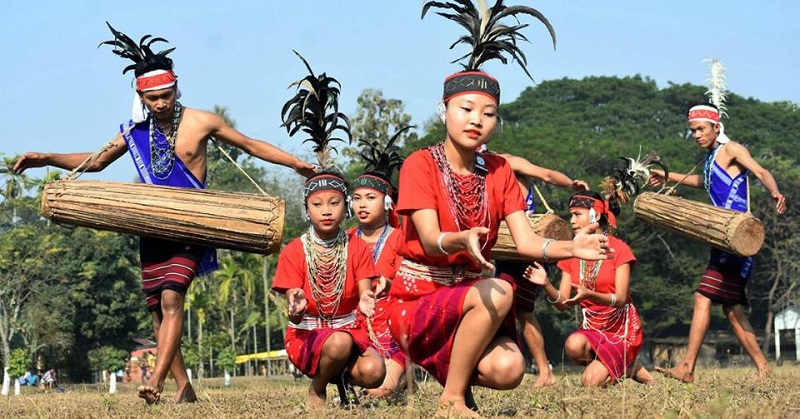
[703,58,728,119]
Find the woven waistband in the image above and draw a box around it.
[397,259,481,286]
[289,312,357,331]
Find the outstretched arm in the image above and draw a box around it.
[649,169,703,189]
[12,134,128,175]
[207,112,317,178]
[727,142,786,214]
[505,210,612,262]
[499,153,586,190]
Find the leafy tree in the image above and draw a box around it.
[7,348,29,380]
[87,346,128,374]
[344,89,418,176]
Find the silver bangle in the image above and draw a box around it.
[547,290,561,304]
[437,232,451,255]
[541,238,555,263]
[609,293,617,306]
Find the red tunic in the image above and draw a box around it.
[348,226,407,365]
[557,236,643,381]
[391,148,525,300]
[272,234,378,377]
[388,148,526,384]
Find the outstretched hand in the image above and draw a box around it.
[523,262,548,285]
[572,224,613,261]
[12,152,47,175]
[774,193,786,214]
[374,276,390,297]
[563,283,590,306]
[571,179,590,191]
[648,169,667,188]
[293,160,319,178]
[286,288,307,324]
[464,227,494,272]
[359,290,376,317]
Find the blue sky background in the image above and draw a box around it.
[2,1,797,183]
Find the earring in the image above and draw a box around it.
[436,102,446,123]
[384,195,394,211]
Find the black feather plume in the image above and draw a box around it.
[421,0,556,79]
[98,22,174,76]
[281,51,352,169]
[605,149,669,203]
[358,125,413,180]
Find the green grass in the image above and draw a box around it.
[1,365,798,418]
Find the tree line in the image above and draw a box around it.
[1,76,797,383]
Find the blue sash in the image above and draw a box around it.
[524,181,536,214]
[120,119,218,276]
[702,144,752,277]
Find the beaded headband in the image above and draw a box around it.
[304,173,348,200]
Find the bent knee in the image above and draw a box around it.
[467,278,515,314]
[564,335,588,359]
[580,371,607,387]
[159,291,184,316]
[322,332,354,361]
[489,352,526,389]
[355,356,387,388]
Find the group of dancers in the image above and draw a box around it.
[11,0,786,415]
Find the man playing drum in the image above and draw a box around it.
[12,23,315,404]
[649,103,785,383]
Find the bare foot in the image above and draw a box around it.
[438,392,480,418]
[137,385,161,405]
[437,401,481,418]
[630,361,655,385]
[749,366,771,383]
[307,387,327,410]
[655,364,694,383]
[532,372,557,388]
[174,382,198,403]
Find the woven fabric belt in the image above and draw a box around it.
[398,259,481,286]
[289,312,357,331]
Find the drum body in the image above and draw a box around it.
[633,191,763,257]
[41,180,285,255]
[493,213,573,262]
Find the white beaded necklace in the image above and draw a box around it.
[302,226,348,319]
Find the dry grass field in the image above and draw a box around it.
[1,365,798,418]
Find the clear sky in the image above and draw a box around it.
[2,1,798,183]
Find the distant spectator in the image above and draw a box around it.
[42,369,57,390]
[18,371,38,386]
[139,357,149,384]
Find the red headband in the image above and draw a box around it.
[687,105,720,124]
[569,195,617,229]
[136,70,177,91]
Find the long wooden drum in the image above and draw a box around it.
[492,213,573,262]
[41,180,285,255]
[633,191,763,257]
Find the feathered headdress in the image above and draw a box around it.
[281,51,351,171]
[603,148,669,203]
[703,58,728,119]
[357,125,411,186]
[422,0,556,102]
[99,22,180,123]
[282,51,352,201]
[98,22,175,77]
[354,126,412,227]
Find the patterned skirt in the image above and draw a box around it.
[285,313,372,378]
[388,260,517,385]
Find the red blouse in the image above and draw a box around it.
[396,149,526,271]
[272,234,377,317]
